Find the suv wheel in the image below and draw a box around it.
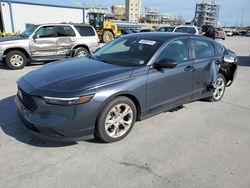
[207,73,226,102]
[6,50,27,70]
[95,97,137,143]
[74,47,89,57]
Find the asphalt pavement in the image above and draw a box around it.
[0,36,250,188]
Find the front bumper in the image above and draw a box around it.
[15,95,98,142]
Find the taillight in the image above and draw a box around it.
[97,39,100,46]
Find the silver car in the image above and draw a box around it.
[0,23,99,69]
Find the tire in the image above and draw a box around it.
[222,38,226,40]
[73,47,89,57]
[207,73,226,102]
[5,50,27,70]
[102,31,114,43]
[95,96,137,143]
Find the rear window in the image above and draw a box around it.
[175,27,189,33]
[157,27,175,32]
[175,27,196,34]
[75,26,96,36]
[191,38,215,58]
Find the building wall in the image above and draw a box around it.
[0,1,84,32]
[87,6,108,14]
[125,0,141,22]
[193,2,220,27]
[111,5,125,20]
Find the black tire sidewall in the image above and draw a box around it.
[95,97,137,143]
[73,47,89,57]
[6,51,27,70]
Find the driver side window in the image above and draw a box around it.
[35,26,55,38]
[156,39,189,63]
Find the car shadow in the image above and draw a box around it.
[0,95,77,147]
[237,56,250,67]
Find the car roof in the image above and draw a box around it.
[123,32,209,42]
[38,23,92,27]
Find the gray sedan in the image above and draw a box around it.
[16,33,237,143]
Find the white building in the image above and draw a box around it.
[0,0,87,33]
[125,0,141,22]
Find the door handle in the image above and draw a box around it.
[185,66,195,72]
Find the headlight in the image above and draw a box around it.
[43,95,94,106]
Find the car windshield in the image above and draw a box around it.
[93,37,162,67]
[20,25,38,37]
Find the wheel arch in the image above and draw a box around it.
[3,47,30,59]
[96,92,142,124]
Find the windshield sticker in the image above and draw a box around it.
[139,40,156,45]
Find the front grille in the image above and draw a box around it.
[18,88,37,112]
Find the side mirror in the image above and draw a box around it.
[155,58,178,69]
[223,54,235,63]
[32,34,38,40]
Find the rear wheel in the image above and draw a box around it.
[207,73,226,102]
[73,47,89,57]
[102,31,114,43]
[5,50,27,70]
[95,97,137,143]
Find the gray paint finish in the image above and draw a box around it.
[16,33,237,141]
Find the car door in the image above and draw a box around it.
[30,26,57,59]
[189,37,219,98]
[55,25,76,58]
[146,38,195,113]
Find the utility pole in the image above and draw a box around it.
[240,8,245,27]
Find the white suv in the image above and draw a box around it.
[157,25,201,35]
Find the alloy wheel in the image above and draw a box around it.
[10,55,24,67]
[104,103,133,138]
[213,77,225,100]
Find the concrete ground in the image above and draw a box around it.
[0,37,250,188]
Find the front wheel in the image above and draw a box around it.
[95,97,137,143]
[207,73,226,102]
[102,31,114,43]
[5,50,27,70]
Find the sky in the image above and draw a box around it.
[14,0,250,26]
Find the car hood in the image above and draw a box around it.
[0,35,27,43]
[20,57,134,95]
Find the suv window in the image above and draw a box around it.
[189,27,197,34]
[175,27,196,34]
[175,27,187,33]
[156,39,189,63]
[157,27,175,32]
[191,38,215,58]
[75,26,95,36]
[56,26,75,37]
[36,26,55,38]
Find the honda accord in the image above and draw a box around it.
[16,33,237,143]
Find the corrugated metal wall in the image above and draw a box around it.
[0,2,84,32]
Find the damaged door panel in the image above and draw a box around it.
[30,26,57,60]
[189,37,237,99]
[56,26,76,58]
